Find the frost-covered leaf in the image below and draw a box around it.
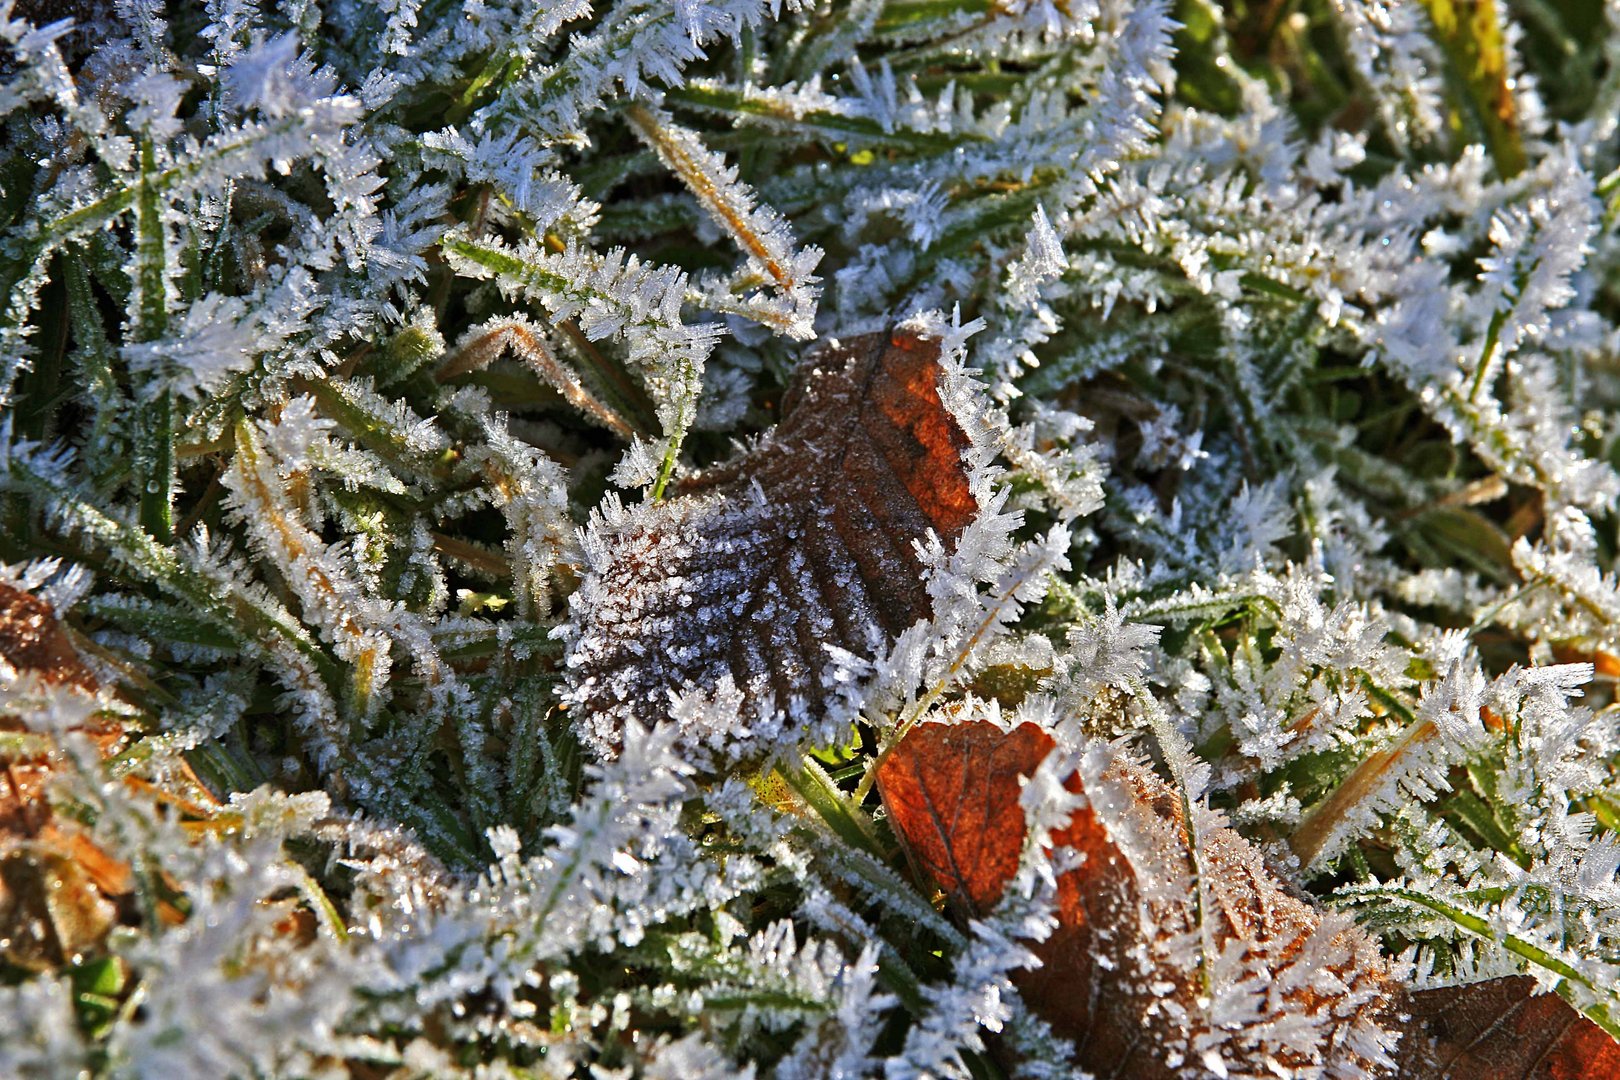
[561,327,991,760]
[877,720,1402,1077]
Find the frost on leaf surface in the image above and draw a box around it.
[7,0,1620,1069]
[877,719,1403,1078]
[560,328,988,760]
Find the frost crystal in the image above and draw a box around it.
[5,0,1620,1072]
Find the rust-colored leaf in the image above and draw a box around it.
[878,720,1402,1078]
[1396,976,1620,1079]
[563,329,982,753]
[0,840,121,970]
[0,581,99,693]
[1,582,114,840]
[875,720,1055,918]
[0,581,134,969]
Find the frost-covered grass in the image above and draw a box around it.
[2,0,1620,1075]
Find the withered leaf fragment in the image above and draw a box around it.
[562,329,983,757]
[877,720,1402,1079]
[0,581,99,694]
[0,581,132,970]
[1396,975,1620,1079]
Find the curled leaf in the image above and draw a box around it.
[877,719,1402,1078]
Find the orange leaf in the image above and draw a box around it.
[0,581,134,969]
[878,719,1401,1077]
[875,719,1054,918]
[1396,976,1620,1079]
[564,329,982,753]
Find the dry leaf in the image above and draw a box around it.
[562,328,982,756]
[873,719,1053,919]
[877,719,1402,1078]
[0,841,122,969]
[0,580,99,694]
[0,581,133,969]
[1396,975,1620,1079]
[1,581,115,841]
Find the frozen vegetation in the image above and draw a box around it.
[2,0,1620,1075]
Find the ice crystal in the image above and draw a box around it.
[4,0,1620,1071]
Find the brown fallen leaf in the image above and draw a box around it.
[562,328,984,756]
[0,580,135,970]
[0,580,100,694]
[877,719,1402,1078]
[873,719,1053,919]
[1,581,115,843]
[0,840,122,969]
[1396,975,1620,1080]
